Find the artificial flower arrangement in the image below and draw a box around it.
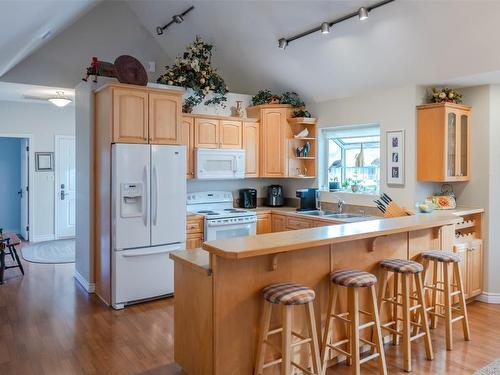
[251,90,312,118]
[157,36,228,113]
[429,87,463,104]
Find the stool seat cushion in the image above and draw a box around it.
[262,283,315,305]
[380,258,424,274]
[422,250,461,263]
[330,269,377,288]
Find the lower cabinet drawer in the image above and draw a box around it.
[286,216,312,230]
[187,219,204,234]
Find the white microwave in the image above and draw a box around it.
[195,148,245,179]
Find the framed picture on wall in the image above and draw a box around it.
[386,130,405,186]
[35,152,54,171]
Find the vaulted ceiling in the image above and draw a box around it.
[127,0,500,102]
[2,0,500,103]
[0,0,97,78]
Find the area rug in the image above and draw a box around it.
[22,239,75,264]
[474,358,500,375]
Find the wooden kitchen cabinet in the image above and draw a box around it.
[186,215,204,249]
[417,103,471,182]
[194,118,219,148]
[271,214,286,233]
[285,216,312,230]
[112,88,149,143]
[109,85,182,145]
[149,92,182,144]
[256,213,271,234]
[242,121,259,177]
[181,116,194,179]
[259,107,289,177]
[219,120,242,148]
[453,239,483,300]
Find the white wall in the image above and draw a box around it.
[0,101,74,241]
[489,85,500,294]
[0,137,21,232]
[309,85,438,207]
[1,1,171,88]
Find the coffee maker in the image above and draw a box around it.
[296,188,318,211]
[266,185,284,207]
[239,189,257,209]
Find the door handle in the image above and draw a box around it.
[18,189,23,198]
[60,190,67,200]
[152,166,159,226]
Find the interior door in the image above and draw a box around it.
[56,136,76,238]
[151,145,186,246]
[20,139,29,240]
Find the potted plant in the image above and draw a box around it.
[157,36,229,113]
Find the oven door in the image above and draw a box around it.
[195,148,245,179]
[205,220,257,241]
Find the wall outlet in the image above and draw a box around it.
[148,61,156,73]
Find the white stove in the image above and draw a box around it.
[187,191,257,241]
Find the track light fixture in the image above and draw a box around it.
[278,38,288,49]
[358,7,369,21]
[320,22,330,34]
[156,6,194,36]
[277,0,394,49]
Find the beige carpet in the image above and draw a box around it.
[22,239,75,264]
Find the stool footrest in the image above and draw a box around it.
[263,358,282,369]
[451,316,465,324]
[359,352,380,365]
[327,342,351,358]
[410,332,426,342]
[359,321,375,330]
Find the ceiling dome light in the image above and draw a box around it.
[48,91,72,107]
[278,38,288,49]
[358,7,369,21]
[320,22,330,34]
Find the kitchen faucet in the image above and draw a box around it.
[331,194,345,213]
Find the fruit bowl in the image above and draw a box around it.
[415,201,436,213]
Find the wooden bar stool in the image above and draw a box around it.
[421,251,470,351]
[321,269,387,375]
[254,282,322,375]
[376,259,433,372]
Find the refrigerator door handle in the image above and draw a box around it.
[122,249,170,257]
[143,165,149,227]
[152,165,159,226]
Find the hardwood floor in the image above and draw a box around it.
[1,253,499,374]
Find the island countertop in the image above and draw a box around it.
[202,213,462,259]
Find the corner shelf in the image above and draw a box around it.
[291,137,316,141]
[288,117,317,125]
[295,156,315,160]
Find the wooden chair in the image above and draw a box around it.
[376,258,433,372]
[0,232,24,284]
[321,269,387,375]
[421,251,470,351]
[254,282,322,375]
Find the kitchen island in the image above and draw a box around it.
[170,214,461,375]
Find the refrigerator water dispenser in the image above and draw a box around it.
[120,183,144,218]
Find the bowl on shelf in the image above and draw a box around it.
[415,201,436,213]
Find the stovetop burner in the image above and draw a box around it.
[197,210,217,215]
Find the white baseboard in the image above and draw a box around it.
[31,234,55,243]
[476,292,500,304]
[74,270,95,293]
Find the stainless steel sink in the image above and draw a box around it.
[297,210,338,216]
[326,213,364,219]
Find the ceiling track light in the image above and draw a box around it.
[277,0,394,49]
[156,5,194,36]
[278,38,288,49]
[358,7,369,21]
[321,22,330,34]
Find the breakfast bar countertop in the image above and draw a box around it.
[202,213,461,259]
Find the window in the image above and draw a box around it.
[322,125,380,193]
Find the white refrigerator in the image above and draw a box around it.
[111,143,186,309]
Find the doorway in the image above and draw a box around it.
[55,135,76,239]
[0,136,30,240]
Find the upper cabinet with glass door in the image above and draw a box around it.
[417,103,471,182]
